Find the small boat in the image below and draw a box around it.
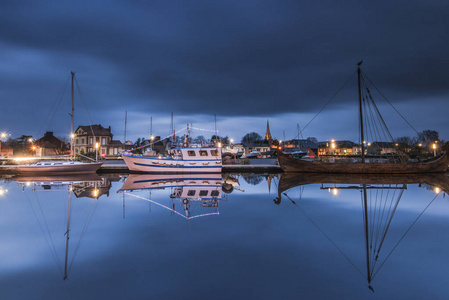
[14,72,102,175]
[243,150,261,159]
[122,125,222,173]
[278,63,449,174]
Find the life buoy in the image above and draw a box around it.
[182,198,189,204]
[182,142,189,148]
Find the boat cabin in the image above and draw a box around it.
[170,147,222,161]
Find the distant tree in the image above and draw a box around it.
[395,136,416,152]
[6,135,34,156]
[307,137,318,144]
[193,135,206,144]
[417,130,439,147]
[241,174,264,185]
[241,132,262,144]
[221,136,229,145]
[133,137,146,154]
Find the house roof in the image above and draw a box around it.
[242,143,270,147]
[318,140,356,148]
[370,141,395,148]
[289,139,318,149]
[35,132,64,149]
[0,142,12,150]
[76,124,112,135]
[108,140,124,146]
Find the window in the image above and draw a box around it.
[187,151,196,156]
[211,191,220,197]
[102,137,106,145]
[199,150,208,156]
[114,148,118,155]
[187,190,196,196]
[75,139,79,145]
[199,190,208,196]
[210,150,219,156]
[89,137,93,145]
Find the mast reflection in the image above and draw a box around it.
[277,172,449,291]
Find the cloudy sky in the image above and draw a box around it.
[1,0,448,143]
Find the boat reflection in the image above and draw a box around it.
[277,172,449,291]
[119,173,226,220]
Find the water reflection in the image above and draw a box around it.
[277,172,449,292]
[12,174,109,280]
[0,172,447,298]
[119,174,226,220]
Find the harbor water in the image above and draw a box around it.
[0,173,448,299]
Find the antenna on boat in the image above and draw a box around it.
[170,112,174,142]
[124,111,127,143]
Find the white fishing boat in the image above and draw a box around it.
[122,125,222,173]
[14,72,103,175]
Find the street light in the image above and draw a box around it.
[433,143,437,157]
[331,139,336,161]
[95,142,100,162]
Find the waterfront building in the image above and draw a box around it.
[34,131,67,156]
[0,141,13,157]
[318,140,356,157]
[74,124,124,157]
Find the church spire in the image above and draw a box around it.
[265,120,272,146]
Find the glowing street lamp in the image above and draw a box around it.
[433,143,437,157]
[331,139,336,161]
[95,142,100,162]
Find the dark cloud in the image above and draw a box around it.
[0,0,448,140]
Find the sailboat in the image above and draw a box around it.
[277,63,449,173]
[14,72,103,175]
[277,173,448,290]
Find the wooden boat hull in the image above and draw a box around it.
[122,154,222,173]
[14,162,103,175]
[277,150,449,174]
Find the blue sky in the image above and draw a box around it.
[1,0,448,143]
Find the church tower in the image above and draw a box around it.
[265,120,272,146]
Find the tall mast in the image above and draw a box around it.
[358,64,365,163]
[70,72,75,160]
[124,111,127,143]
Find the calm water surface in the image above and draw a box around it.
[0,173,448,300]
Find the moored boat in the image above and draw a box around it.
[278,62,449,174]
[123,146,222,173]
[123,124,222,173]
[14,72,103,175]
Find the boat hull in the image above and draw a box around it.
[277,150,449,174]
[14,162,103,175]
[123,155,222,173]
